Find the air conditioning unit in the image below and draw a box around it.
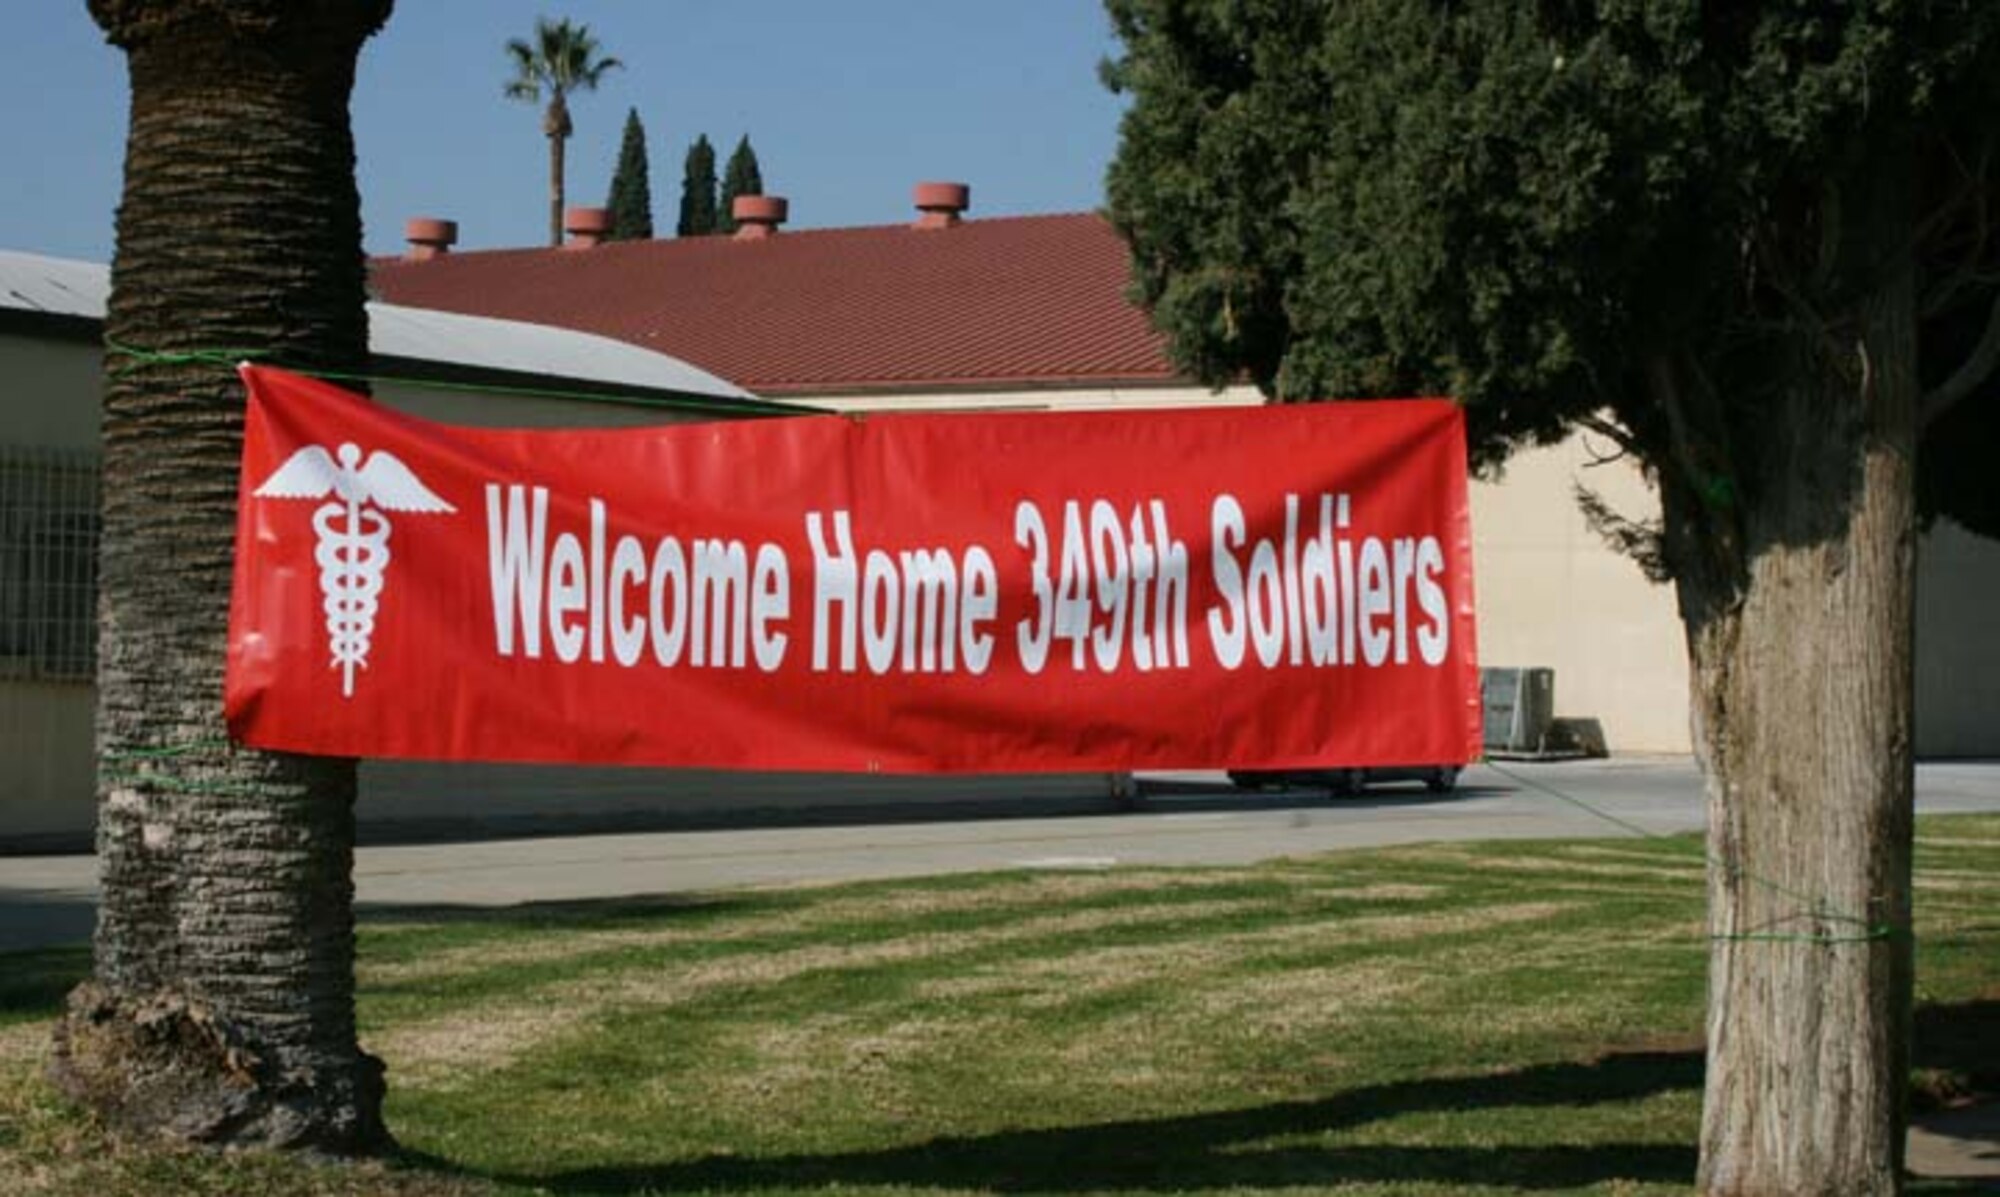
[1481,667,1555,755]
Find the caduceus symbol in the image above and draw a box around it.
[255,443,455,697]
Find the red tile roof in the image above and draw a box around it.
[369,213,1180,397]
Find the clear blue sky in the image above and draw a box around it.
[5,2,1128,262]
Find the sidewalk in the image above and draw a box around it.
[1908,1103,2000,1186]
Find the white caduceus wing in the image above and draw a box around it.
[254,445,339,500]
[356,451,456,513]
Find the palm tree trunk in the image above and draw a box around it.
[54,0,393,1153]
[545,91,571,246]
[550,130,566,246]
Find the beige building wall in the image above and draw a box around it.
[0,682,94,839]
[1466,435,2000,758]
[1,330,101,449]
[1917,519,2000,758]
[1468,436,1692,754]
[1,331,100,845]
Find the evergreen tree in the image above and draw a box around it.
[1104,3,2000,1192]
[717,135,764,233]
[676,134,718,237]
[605,107,653,240]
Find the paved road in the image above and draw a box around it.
[3,758,1996,953]
[5,757,1998,1181]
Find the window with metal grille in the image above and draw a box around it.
[0,446,100,681]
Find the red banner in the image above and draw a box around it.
[225,366,1480,773]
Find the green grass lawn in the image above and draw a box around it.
[3,814,1996,1196]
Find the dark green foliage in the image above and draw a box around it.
[606,108,652,240]
[1103,1,2000,539]
[718,134,764,234]
[677,134,718,237]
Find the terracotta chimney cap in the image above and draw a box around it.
[913,181,970,229]
[404,216,458,260]
[733,195,789,240]
[564,206,611,249]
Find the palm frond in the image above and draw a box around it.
[503,38,540,101]
[576,56,623,90]
[505,18,619,107]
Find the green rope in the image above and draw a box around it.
[102,341,811,419]
[1483,759,1895,945]
[1484,758,1662,841]
[106,340,268,380]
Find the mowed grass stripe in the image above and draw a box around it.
[361,869,1335,986]
[364,834,1713,1069]
[375,892,1587,1088]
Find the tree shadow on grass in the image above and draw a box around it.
[0,945,89,1021]
[1915,995,2000,1098]
[438,997,2000,1195]
[357,891,760,933]
[472,1050,1705,1195]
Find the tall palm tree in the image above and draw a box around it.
[53,0,394,1153]
[505,16,622,247]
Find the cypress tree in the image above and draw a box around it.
[1104,3,2000,1190]
[717,134,764,233]
[605,108,653,240]
[676,134,718,237]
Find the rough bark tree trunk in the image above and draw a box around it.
[1684,164,1919,1196]
[52,0,393,1153]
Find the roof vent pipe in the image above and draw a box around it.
[732,195,789,240]
[404,217,458,260]
[564,207,611,249]
[912,181,970,229]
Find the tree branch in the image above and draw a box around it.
[1648,354,1710,501]
[1577,413,1641,466]
[1921,288,2000,429]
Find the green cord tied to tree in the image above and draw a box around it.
[98,739,264,800]
[1484,761,1896,946]
[104,340,269,378]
